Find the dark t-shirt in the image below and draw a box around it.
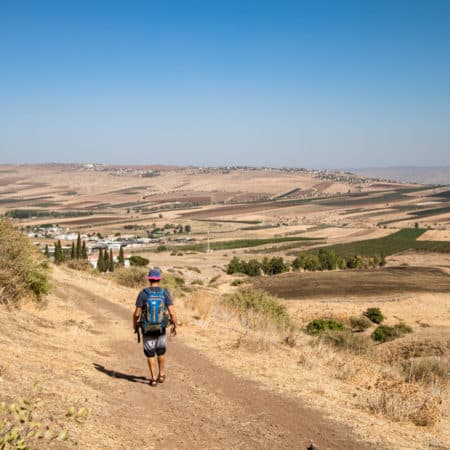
[136,286,173,336]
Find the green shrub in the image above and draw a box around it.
[227,256,241,274]
[305,318,345,335]
[191,279,204,286]
[350,316,372,332]
[112,267,147,288]
[156,245,168,252]
[371,325,397,342]
[128,255,149,266]
[223,288,293,331]
[321,330,373,355]
[363,307,384,324]
[187,266,201,273]
[394,322,413,334]
[372,322,412,343]
[0,218,52,304]
[231,278,245,286]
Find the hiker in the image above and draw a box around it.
[133,268,177,386]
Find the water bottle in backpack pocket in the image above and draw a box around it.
[140,288,170,334]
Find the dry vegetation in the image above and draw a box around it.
[0,218,51,305]
[176,287,449,449]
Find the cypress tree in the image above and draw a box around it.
[97,248,104,272]
[44,244,49,258]
[109,249,114,272]
[118,246,124,266]
[103,249,109,272]
[71,242,75,260]
[76,233,81,259]
[103,248,108,272]
[54,240,62,264]
[81,241,87,259]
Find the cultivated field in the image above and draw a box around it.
[252,266,450,299]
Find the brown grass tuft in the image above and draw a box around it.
[401,356,449,385]
[184,289,215,321]
[366,377,444,426]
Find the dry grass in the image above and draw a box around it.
[222,288,293,331]
[110,266,147,287]
[366,377,444,426]
[178,290,450,449]
[320,330,374,355]
[401,357,449,385]
[183,289,216,321]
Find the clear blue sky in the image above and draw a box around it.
[1,0,449,168]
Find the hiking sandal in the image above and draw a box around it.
[157,374,166,383]
[149,379,157,387]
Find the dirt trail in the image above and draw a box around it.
[55,281,374,450]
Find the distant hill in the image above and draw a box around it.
[353,167,450,185]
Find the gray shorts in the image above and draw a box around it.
[143,333,167,357]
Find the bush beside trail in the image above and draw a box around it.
[305,318,345,335]
[223,288,293,331]
[0,218,51,304]
[363,307,385,324]
[372,323,413,343]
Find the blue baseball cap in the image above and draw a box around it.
[147,268,162,280]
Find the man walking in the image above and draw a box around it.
[133,268,177,386]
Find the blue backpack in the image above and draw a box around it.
[140,288,170,334]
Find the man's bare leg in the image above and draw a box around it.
[147,357,157,382]
[157,354,165,380]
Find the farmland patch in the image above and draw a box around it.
[295,228,450,257]
[252,267,450,299]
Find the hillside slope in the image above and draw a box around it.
[0,266,373,450]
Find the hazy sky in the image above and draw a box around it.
[1,1,449,168]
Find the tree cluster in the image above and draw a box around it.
[227,249,387,277]
[292,249,386,272]
[97,248,115,273]
[53,240,65,264]
[69,234,88,260]
[148,223,191,238]
[53,233,89,264]
[226,256,290,277]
